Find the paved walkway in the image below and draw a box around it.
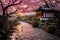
[10,22,60,40]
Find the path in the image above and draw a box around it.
[10,21,60,40]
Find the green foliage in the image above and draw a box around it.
[48,18,56,23]
[40,20,46,23]
[32,21,39,28]
[45,25,56,34]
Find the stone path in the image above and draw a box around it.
[10,22,60,40]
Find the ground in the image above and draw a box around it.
[10,21,60,40]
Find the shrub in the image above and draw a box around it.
[32,21,39,28]
[45,25,56,34]
[7,20,20,29]
[40,20,46,23]
[55,29,60,37]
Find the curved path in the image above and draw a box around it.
[11,21,60,40]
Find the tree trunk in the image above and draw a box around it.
[0,10,8,40]
[1,18,8,40]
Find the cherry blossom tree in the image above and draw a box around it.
[0,0,22,40]
[35,0,60,12]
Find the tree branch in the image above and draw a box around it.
[0,0,6,15]
[55,0,60,3]
[43,0,50,8]
[48,0,57,7]
[0,0,4,10]
[7,9,17,16]
[8,0,12,5]
[34,6,60,13]
[4,0,22,10]
[8,0,17,6]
